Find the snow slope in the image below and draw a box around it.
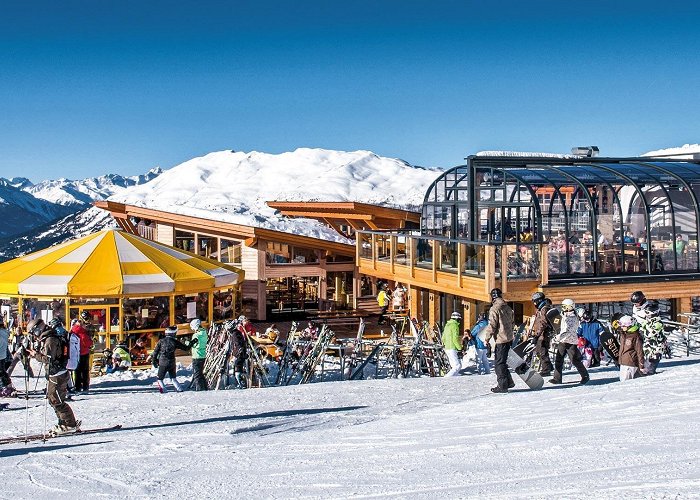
[110,148,441,244]
[1,356,698,499]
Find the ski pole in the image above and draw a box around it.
[24,350,30,443]
[42,356,51,442]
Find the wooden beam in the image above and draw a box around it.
[321,217,347,237]
[366,220,380,230]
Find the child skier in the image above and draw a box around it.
[577,310,605,367]
[550,298,589,385]
[468,312,490,375]
[617,315,646,381]
[149,326,191,393]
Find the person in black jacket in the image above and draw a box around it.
[26,318,79,435]
[225,320,248,388]
[148,326,192,393]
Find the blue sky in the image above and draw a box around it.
[1,1,699,182]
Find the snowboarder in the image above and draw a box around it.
[468,312,490,375]
[638,302,667,375]
[529,292,555,376]
[148,326,191,393]
[577,310,605,367]
[484,288,515,393]
[189,319,207,391]
[71,311,94,393]
[26,318,80,435]
[550,299,589,385]
[442,311,463,377]
[617,315,646,381]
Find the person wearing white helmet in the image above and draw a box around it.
[442,311,464,377]
[189,319,208,391]
[550,299,589,385]
[617,315,645,381]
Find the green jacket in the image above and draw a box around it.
[442,319,463,351]
[191,327,208,359]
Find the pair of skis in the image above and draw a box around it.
[0,425,123,446]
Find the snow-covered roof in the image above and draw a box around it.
[642,144,700,159]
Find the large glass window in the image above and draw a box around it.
[175,230,195,253]
[220,239,242,264]
[122,296,170,331]
[197,235,218,260]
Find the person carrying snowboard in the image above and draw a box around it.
[484,288,515,393]
[550,298,589,385]
[442,311,463,377]
[148,326,191,393]
[577,310,605,367]
[617,315,646,381]
[26,318,80,435]
[529,292,555,376]
[189,319,207,391]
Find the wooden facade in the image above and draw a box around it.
[95,201,357,321]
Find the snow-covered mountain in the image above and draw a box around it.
[25,168,163,207]
[110,148,440,243]
[0,169,161,260]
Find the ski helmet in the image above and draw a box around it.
[581,310,593,322]
[189,319,202,331]
[630,290,646,305]
[48,317,63,329]
[619,315,635,328]
[490,288,503,301]
[561,298,576,312]
[80,310,91,322]
[450,311,462,320]
[26,318,46,334]
[164,325,178,336]
[531,291,546,307]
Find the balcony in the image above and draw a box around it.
[356,230,546,302]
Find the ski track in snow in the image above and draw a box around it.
[1,358,699,499]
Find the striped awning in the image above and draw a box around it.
[0,229,243,296]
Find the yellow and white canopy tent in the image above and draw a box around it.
[0,228,244,345]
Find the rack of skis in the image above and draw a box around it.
[202,317,451,390]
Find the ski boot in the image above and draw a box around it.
[50,422,81,436]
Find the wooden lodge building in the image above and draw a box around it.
[95,200,419,322]
[97,152,700,328]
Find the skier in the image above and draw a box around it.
[148,326,191,393]
[26,318,80,435]
[529,292,555,376]
[0,317,15,397]
[617,315,646,381]
[550,298,589,384]
[225,319,248,388]
[468,312,490,375]
[51,318,80,395]
[71,311,94,393]
[189,319,207,391]
[577,310,605,367]
[484,288,515,393]
[441,311,463,377]
[377,285,391,325]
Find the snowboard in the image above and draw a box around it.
[506,344,544,390]
[546,307,562,338]
[600,329,620,366]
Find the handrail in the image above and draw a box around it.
[355,228,548,247]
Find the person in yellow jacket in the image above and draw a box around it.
[442,311,463,377]
[377,286,391,325]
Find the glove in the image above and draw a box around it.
[152,359,159,369]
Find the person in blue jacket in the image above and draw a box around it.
[469,312,491,375]
[577,310,605,367]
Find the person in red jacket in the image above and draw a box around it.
[71,311,94,392]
